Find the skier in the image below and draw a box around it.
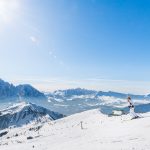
[127,96,139,119]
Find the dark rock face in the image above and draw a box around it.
[0,131,8,137]
[27,136,33,140]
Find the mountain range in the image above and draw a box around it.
[0,79,150,150]
[0,79,150,116]
[51,88,148,99]
[46,88,150,115]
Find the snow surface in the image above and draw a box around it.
[1,109,150,150]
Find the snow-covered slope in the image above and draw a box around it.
[1,109,150,150]
[0,102,63,130]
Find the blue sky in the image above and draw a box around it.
[0,0,150,94]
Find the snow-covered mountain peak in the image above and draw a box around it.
[0,102,27,115]
[0,102,63,130]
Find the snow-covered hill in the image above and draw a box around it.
[0,102,63,130]
[1,109,150,150]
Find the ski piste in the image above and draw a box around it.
[122,115,144,122]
